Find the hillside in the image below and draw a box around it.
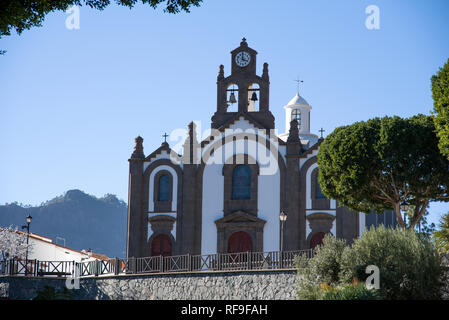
[0,190,127,258]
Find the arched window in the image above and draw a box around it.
[291,109,301,128]
[158,174,170,201]
[315,173,326,199]
[232,165,251,200]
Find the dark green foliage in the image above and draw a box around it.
[0,0,202,45]
[339,226,446,300]
[317,115,449,228]
[296,235,347,300]
[432,59,449,159]
[321,283,380,300]
[434,213,449,254]
[296,227,447,300]
[33,285,73,300]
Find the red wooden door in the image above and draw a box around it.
[151,234,172,257]
[310,232,326,249]
[227,231,253,253]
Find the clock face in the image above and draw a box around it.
[235,51,251,67]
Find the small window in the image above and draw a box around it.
[232,165,251,200]
[315,174,326,199]
[158,175,170,201]
[291,109,301,128]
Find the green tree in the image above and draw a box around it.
[433,213,449,254]
[317,115,449,229]
[432,59,449,159]
[0,0,203,53]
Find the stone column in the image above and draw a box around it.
[126,136,146,259]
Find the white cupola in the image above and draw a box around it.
[278,93,318,146]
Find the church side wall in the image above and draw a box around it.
[258,170,280,252]
[201,164,224,255]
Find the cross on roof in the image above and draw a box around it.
[162,132,169,143]
[294,76,304,94]
[319,128,325,138]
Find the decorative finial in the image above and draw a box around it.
[262,63,269,80]
[131,136,145,159]
[240,37,248,46]
[287,119,300,143]
[218,64,224,80]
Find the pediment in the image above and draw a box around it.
[215,210,266,226]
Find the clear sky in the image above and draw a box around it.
[1,0,448,226]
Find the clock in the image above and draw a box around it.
[235,51,251,67]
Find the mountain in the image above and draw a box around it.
[0,190,128,258]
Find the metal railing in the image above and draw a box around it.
[0,249,314,278]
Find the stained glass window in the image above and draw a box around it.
[315,173,326,199]
[232,165,251,200]
[158,174,170,201]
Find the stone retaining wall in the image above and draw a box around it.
[0,270,298,300]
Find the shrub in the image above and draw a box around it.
[322,283,380,300]
[296,234,347,300]
[339,225,446,300]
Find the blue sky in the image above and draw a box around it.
[0,0,448,226]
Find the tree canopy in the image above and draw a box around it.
[0,0,202,39]
[432,58,449,159]
[317,114,449,228]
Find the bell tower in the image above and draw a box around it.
[211,38,274,130]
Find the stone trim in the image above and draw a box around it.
[148,215,176,257]
[215,210,266,253]
[143,159,183,255]
[153,170,173,212]
[311,168,330,210]
[144,142,181,163]
[305,212,335,248]
[222,154,259,215]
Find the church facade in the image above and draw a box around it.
[126,39,364,259]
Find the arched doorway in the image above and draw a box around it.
[227,231,253,253]
[310,232,326,249]
[151,234,172,257]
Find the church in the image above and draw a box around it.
[126,39,364,259]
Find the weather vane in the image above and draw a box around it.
[294,76,304,94]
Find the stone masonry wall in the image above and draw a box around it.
[0,270,297,300]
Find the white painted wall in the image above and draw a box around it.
[27,235,94,263]
[200,118,282,254]
[257,168,280,252]
[201,163,224,255]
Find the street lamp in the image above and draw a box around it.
[21,215,32,275]
[400,201,409,228]
[279,211,287,252]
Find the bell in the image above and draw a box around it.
[250,91,258,101]
[228,92,237,104]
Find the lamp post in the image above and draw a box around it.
[400,201,409,228]
[21,215,32,275]
[279,211,288,252]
